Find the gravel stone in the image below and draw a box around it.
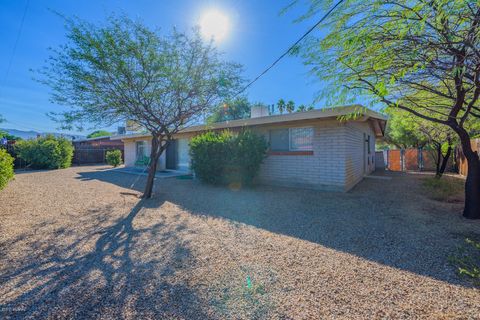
[0,166,479,319]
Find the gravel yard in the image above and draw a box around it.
[1,166,480,319]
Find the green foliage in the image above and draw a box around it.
[286,100,295,113]
[105,149,123,167]
[15,135,74,169]
[190,130,268,187]
[449,238,480,286]
[0,149,14,190]
[40,15,243,133]
[87,130,111,138]
[385,109,428,148]
[277,99,286,114]
[0,129,22,141]
[208,97,251,123]
[294,0,480,136]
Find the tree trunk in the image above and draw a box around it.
[143,135,161,199]
[457,132,480,219]
[437,145,452,178]
[434,143,442,177]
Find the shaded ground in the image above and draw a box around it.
[1,166,479,319]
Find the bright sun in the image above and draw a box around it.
[199,9,230,42]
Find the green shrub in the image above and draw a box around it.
[15,135,74,169]
[190,130,267,187]
[105,149,123,167]
[449,238,480,286]
[0,148,14,190]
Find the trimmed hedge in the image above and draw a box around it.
[15,135,74,169]
[106,149,123,167]
[190,130,267,187]
[0,148,14,190]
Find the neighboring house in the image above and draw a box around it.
[73,136,125,164]
[112,105,387,191]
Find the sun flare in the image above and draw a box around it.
[199,9,230,42]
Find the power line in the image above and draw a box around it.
[233,0,345,98]
[3,0,30,85]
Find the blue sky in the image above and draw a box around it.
[0,0,326,135]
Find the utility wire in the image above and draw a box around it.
[3,0,30,85]
[233,0,345,98]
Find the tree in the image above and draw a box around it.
[87,130,112,139]
[386,109,455,177]
[40,16,242,198]
[277,99,286,114]
[0,116,21,141]
[286,100,295,113]
[297,104,306,112]
[385,110,428,149]
[207,97,251,123]
[296,0,480,219]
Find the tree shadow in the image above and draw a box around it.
[0,198,214,319]
[73,168,480,289]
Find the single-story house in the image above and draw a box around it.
[112,105,387,191]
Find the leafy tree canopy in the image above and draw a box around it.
[294,0,480,218]
[39,15,243,198]
[87,130,112,139]
[207,97,251,123]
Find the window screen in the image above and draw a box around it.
[290,127,314,151]
[270,129,289,151]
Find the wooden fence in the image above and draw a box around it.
[456,139,480,176]
[73,147,124,165]
[378,148,454,172]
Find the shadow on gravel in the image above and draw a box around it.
[73,168,480,290]
[0,198,213,319]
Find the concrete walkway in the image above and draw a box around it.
[108,166,191,179]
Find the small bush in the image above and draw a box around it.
[449,238,480,286]
[190,130,267,187]
[105,149,123,167]
[0,148,14,190]
[15,135,74,169]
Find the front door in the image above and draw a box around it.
[166,140,177,170]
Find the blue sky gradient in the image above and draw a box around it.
[1,0,328,135]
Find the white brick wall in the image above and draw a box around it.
[344,121,376,191]
[123,138,166,170]
[256,121,348,191]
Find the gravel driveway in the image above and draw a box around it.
[1,166,479,319]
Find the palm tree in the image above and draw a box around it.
[286,100,295,113]
[277,99,285,114]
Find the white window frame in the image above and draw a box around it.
[270,126,314,152]
[288,127,314,151]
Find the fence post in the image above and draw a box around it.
[418,147,423,171]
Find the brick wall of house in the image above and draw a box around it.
[344,121,376,191]
[121,119,379,191]
[255,120,348,191]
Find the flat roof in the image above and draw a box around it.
[111,105,387,140]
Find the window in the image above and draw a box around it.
[136,141,146,160]
[270,129,289,151]
[269,127,314,152]
[290,127,314,151]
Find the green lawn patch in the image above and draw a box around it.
[422,176,464,203]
